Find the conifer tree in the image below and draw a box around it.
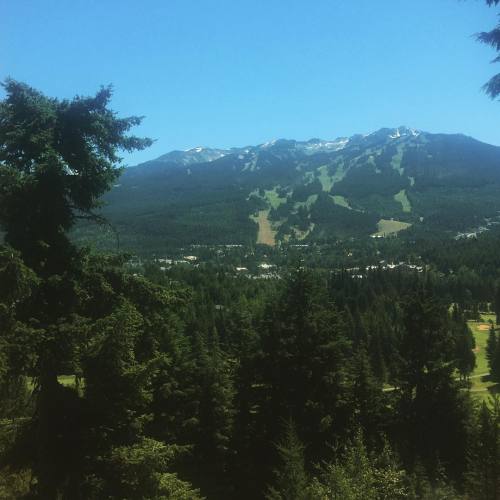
[491,341,500,383]
[310,431,409,500]
[0,80,151,275]
[397,289,473,479]
[188,329,235,497]
[487,324,498,368]
[0,81,152,497]
[351,346,386,445]
[266,420,312,500]
[230,308,262,498]
[465,399,500,500]
[260,265,351,461]
[494,282,500,325]
[454,321,476,381]
[478,0,500,98]
[87,438,204,500]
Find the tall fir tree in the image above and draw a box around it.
[396,288,473,480]
[487,324,498,370]
[260,265,352,465]
[266,420,313,500]
[465,399,500,500]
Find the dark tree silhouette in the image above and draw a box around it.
[478,0,500,98]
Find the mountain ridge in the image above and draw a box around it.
[73,127,500,252]
[131,126,495,171]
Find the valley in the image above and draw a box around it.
[4,1,500,497]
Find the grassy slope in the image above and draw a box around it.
[391,146,404,175]
[372,219,412,237]
[331,195,351,209]
[264,188,287,209]
[317,165,334,192]
[394,189,412,213]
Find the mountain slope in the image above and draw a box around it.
[73,127,500,251]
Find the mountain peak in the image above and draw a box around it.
[390,126,420,138]
[153,147,228,166]
[143,127,427,169]
[365,126,419,137]
[108,128,500,250]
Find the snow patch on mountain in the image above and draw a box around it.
[144,127,423,168]
[389,127,421,139]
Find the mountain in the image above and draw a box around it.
[142,146,230,167]
[73,127,500,252]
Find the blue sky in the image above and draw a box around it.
[1,0,499,165]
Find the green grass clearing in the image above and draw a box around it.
[264,188,287,209]
[331,161,347,183]
[294,194,318,212]
[394,189,411,213]
[248,186,287,210]
[372,219,412,237]
[331,195,351,209]
[317,165,334,192]
[391,146,404,175]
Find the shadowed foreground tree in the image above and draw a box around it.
[0,81,157,498]
[396,288,473,481]
[465,398,500,499]
[0,80,208,499]
[0,79,152,274]
[259,265,352,465]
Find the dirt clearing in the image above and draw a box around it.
[251,210,277,246]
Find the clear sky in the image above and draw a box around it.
[1,0,499,165]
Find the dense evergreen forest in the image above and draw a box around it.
[1,78,500,500]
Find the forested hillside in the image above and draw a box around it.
[72,127,500,253]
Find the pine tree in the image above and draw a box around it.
[492,341,500,383]
[487,324,498,369]
[188,329,235,497]
[351,346,386,446]
[260,265,352,462]
[454,322,476,381]
[230,308,262,499]
[83,301,152,448]
[0,80,151,276]
[370,335,388,384]
[477,1,500,98]
[87,438,203,500]
[494,281,500,326]
[310,431,405,500]
[465,399,500,500]
[0,81,151,497]
[266,420,312,500]
[397,289,473,479]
